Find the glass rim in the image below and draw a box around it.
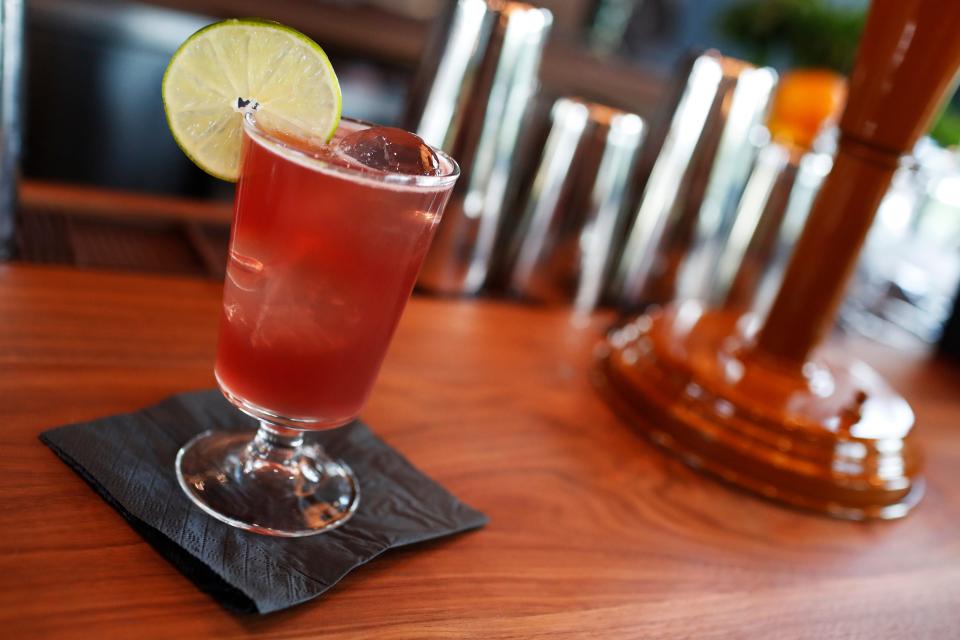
[242,113,460,189]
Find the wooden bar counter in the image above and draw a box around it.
[1,263,959,638]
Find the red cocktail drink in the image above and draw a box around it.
[215,118,455,427]
[177,114,458,537]
[166,19,460,537]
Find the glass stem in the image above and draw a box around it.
[246,420,304,466]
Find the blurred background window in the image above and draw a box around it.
[24,0,419,198]
[16,0,960,351]
[26,0,959,199]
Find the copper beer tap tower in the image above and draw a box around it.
[598,0,960,519]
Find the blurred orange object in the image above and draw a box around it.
[766,69,847,150]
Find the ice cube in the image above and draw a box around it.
[226,251,266,292]
[222,251,266,330]
[336,126,441,176]
[248,263,362,352]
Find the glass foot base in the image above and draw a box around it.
[176,428,360,537]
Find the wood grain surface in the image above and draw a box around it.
[1,263,959,639]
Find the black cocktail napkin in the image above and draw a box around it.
[39,390,487,614]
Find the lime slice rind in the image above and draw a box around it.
[162,19,341,182]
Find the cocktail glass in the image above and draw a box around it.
[176,114,459,537]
